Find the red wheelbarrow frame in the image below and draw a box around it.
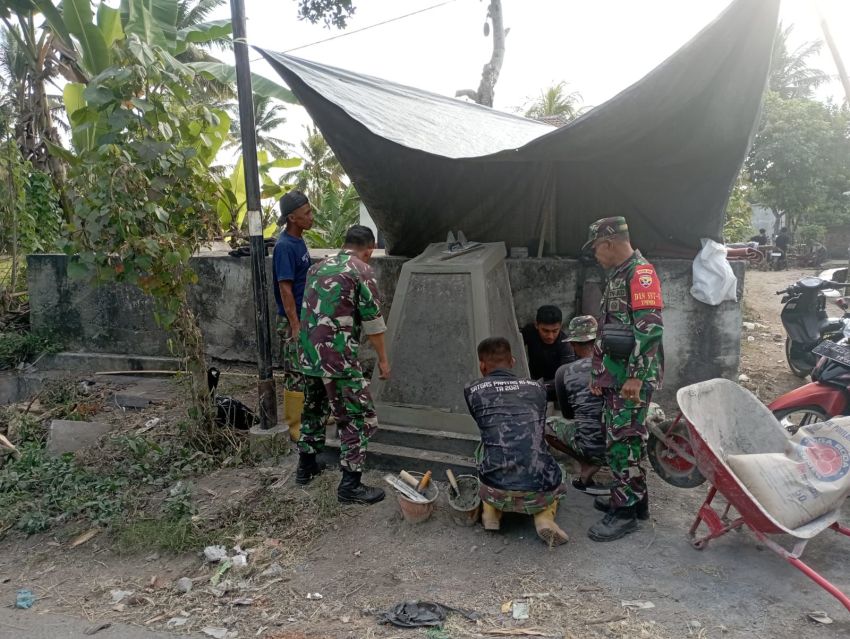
[684,419,850,613]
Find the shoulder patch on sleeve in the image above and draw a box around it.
[631,265,663,310]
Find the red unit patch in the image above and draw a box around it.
[630,266,663,310]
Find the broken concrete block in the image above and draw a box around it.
[48,419,113,455]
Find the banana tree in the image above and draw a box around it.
[304,182,361,249]
[217,150,301,242]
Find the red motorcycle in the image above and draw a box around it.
[648,334,850,488]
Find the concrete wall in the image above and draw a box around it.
[28,253,744,403]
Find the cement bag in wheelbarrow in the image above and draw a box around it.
[727,417,850,529]
[691,239,738,305]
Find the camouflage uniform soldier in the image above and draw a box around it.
[584,216,664,542]
[547,315,611,495]
[296,225,391,504]
[464,337,569,547]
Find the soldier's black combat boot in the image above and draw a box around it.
[587,506,638,542]
[295,453,326,486]
[592,494,650,520]
[337,469,385,504]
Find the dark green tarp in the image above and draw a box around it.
[259,0,779,257]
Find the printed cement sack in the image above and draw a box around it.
[726,417,850,529]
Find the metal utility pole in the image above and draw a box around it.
[230,0,277,429]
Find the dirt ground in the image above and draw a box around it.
[2,267,850,639]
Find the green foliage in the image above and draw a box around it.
[723,176,754,243]
[59,36,225,423]
[189,60,297,104]
[288,125,343,202]
[296,0,355,29]
[0,435,128,534]
[217,151,300,241]
[114,516,209,553]
[796,222,826,245]
[304,182,360,248]
[746,92,850,233]
[0,331,59,369]
[0,139,63,265]
[0,413,225,537]
[227,95,293,158]
[60,37,221,325]
[524,81,584,121]
[769,23,829,100]
[23,171,63,248]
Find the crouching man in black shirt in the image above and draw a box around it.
[464,337,569,547]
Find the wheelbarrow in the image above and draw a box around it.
[677,379,850,613]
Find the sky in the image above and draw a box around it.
[210,0,850,157]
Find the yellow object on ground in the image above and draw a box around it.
[284,390,304,442]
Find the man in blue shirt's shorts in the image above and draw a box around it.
[273,190,314,442]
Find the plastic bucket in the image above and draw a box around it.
[397,472,439,523]
[448,474,481,526]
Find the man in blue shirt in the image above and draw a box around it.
[273,190,314,446]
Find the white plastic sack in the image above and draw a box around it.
[727,417,850,529]
[690,239,738,305]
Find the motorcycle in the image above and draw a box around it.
[648,324,850,489]
[770,331,850,431]
[777,276,848,378]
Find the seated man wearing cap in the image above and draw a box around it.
[547,316,611,496]
[464,337,569,547]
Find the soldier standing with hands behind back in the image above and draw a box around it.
[583,217,664,542]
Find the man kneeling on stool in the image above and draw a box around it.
[463,337,569,546]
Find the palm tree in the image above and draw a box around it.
[525,82,583,121]
[289,126,344,201]
[769,23,830,99]
[177,0,233,57]
[227,95,292,157]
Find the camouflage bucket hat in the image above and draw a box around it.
[582,216,629,250]
[566,315,598,342]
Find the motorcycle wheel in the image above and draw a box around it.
[785,338,814,378]
[647,420,706,488]
[772,406,828,435]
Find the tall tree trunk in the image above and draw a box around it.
[455,1,506,107]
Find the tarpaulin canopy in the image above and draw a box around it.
[259,0,779,258]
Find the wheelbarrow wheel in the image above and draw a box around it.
[647,420,706,488]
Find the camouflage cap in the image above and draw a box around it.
[566,315,598,342]
[581,216,629,250]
